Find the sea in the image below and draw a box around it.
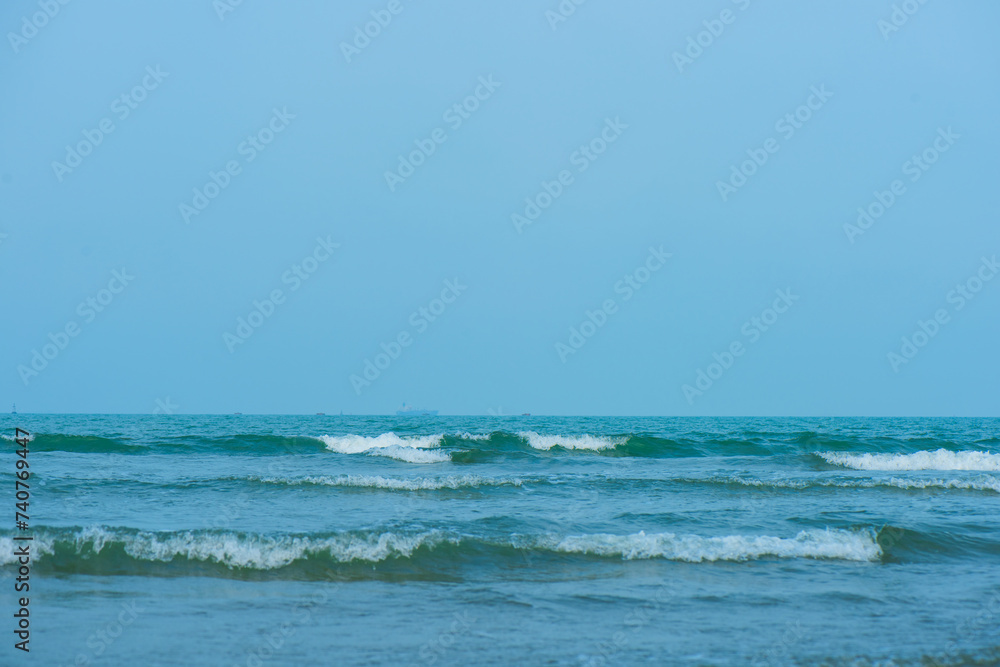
[2,415,999,666]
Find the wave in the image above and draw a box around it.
[0,430,706,460]
[680,474,1000,494]
[518,431,626,451]
[16,429,1000,463]
[0,526,452,571]
[13,433,329,455]
[0,526,885,579]
[22,434,142,454]
[29,469,1000,498]
[874,476,1000,493]
[454,432,491,441]
[316,434,451,463]
[819,449,1000,471]
[234,474,530,491]
[1,433,34,442]
[0,430,703,458]
[546,528,880,562]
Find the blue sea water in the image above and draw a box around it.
[2,415,1000,666]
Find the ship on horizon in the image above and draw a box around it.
[396,403,438,417]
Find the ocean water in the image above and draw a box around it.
[3,415,1000,666]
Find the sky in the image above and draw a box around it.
[1,0,998,416]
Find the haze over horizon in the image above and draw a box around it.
[2,1,998,416]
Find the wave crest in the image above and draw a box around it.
[316,434,451,463]
[693,474,1000,494]
[0,526,882,576]
[518,431,625,451]
[0,527,451,569]
[820,449,1000,471]
[548,528,881,562]
[241,474,527,491]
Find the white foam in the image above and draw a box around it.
[1,526,883,568]
[317,433,443,453]
[316,433,450,463]
[1,433,34,442]
[248,474,525,491]
[12,527,451,568]
[715,475,1000,494]
[879,476,1000,493]
[519,431,625,451]
[820,449,1000,471]
[454,432,491,441]
[714,476,809,489]
[546,528,880,562]
[0,535,54,565]
[372,446,451,463]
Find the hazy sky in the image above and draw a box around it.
[2,0,998,415]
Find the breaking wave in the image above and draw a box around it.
[0,526,890,579]
[545,528,881,563]
[819,449,1000,471]
[235,474,529,491]
[316,434,452,463]
[518,431,626,451]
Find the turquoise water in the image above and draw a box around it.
[3,415,1000,665]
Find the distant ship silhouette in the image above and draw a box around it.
[396,403,438,417]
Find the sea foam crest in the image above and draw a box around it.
[547,528,881,562]
[0,535,55,565]
[316,434,450,463]
[120,531,446,568]
[710,475,1000,494]
[454,432,491,441]
[820,449,1000,471]
[880,476,1000,493]
[1,527,451,568]
[519,431,625,451]
[248,474,525,491]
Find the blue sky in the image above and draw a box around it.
[1,0,998,415]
